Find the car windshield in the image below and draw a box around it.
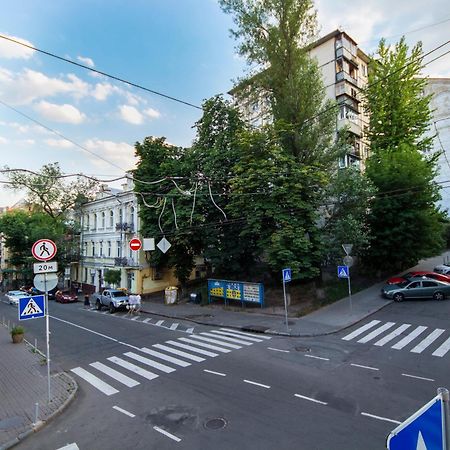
[111,291,126,297]
[402,272,414,279]
[9,291,26,296]
[397,281,410,288]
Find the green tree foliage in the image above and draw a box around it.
[364,38,444,270]
[104,269,121,287]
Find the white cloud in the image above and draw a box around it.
[144,108,161,119]
[45,138,74,148]
[0,34,35,59]
[77,55,95,67]
[119,105,144,125]
[84,139,136,169]
[34,101,86,124]
[0,136,8,144]
[92,82,114,101]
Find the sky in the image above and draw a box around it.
[0,0,449,207]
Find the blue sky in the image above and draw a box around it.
[0,0,449,206]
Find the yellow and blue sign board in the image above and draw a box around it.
[208,279,264,307]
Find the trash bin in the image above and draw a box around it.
[189,293,197,303]
[164,286,178,305]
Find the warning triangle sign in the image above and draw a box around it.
[23,298,43,316]
[338,267,349,278]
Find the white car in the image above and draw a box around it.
[434,264,450,275]
[6,290,30,306]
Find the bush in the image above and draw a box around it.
[11,325,25,336]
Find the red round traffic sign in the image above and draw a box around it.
[32,239,57,261]
[129,238,142,251]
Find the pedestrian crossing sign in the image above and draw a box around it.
[19,295,45,321]
[337,265,349,278]
[282,268,292,283]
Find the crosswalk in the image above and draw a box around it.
[342,319,450,358]
[71,328,271,396]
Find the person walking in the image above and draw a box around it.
[84,294,90,309]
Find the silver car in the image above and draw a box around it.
[6,290,30,306]
[381,277,450,302]
[434,264,450,275]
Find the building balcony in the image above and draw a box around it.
[115,222,135,233]
[114,257,140,268]
[336,71,358,87]
[337,118,362,137]
[336,46,358,67]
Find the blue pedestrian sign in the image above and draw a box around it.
[387,393,446,450]
[282,268,292,283]
[19,295,45,321]
[337,265,349,279]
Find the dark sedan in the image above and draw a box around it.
[55,290,78,303]
[382,278,450,302]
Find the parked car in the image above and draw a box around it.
[6,290,30,306]
[93,289,129,313]
[55,290,78,303]
[381,278,450,302]
[434,264,450,275]
[386,271,450,284]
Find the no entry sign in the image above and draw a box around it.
[129,238,142,251]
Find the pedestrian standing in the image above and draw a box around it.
[84,294,90,309]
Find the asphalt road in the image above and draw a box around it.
[2,294,450,450]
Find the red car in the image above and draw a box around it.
[55,290,78,303]
[386,271,450,285]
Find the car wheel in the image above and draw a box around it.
[433,291,445,301]
[393,292,404,302]
[96,300,102,311]
[109,303,116,314]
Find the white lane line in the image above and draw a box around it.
[169,323,179,330]
[402,373,435,382]
[220,328,272,339]
[391,325,428,350]
[178,337,231,353]
[71,367,119,396]
[342,320,381,341]
[200,332,253,346]
[142,318,151,323]
[166,340,218,357]
[357,322,396,343]
[131,316,140,321]
[268,347,290,353]
[113,405,135,418]
[153,344,205,362]
[140,347,191,367]
[410,329,445,353]
[107,356,159,380]
[124,352,176,373]
[294,394,328,405]
[56,444,80,450]
[193,334,242,349]
[203,369,226,377]
[243,379,271,389]
[90,362,140,387]
[209,330,263,342]
[361,412,401,425]
[350,363,379,371]
[155,320,164,326]
[433,336,450,357]
[374,324,411,346]
[304,354,329,361]
[153,426,181,442]
[186,327,194,334]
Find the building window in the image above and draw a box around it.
[117,241,121,258]
[84,242,87,257]
[108,241,111,257]
[93,214,97,230]
[92,242,95,257]
[101,212,105,228]
[99,241,103,257]
[109,210,114,227]
[84,268,88,283]
[338,155,347,169]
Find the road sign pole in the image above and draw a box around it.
[282,278,289,333]
[347,268,353,315]
[44,273,51,403]
[438,387,450,450]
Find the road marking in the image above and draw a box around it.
[203,369,226,377]
[186,327,194,333]
[140,347,191,367]
[166,340,218,357]
[391,326,428,350]
[170,323,179,330]
[155,320,164,326]
[350,363,379,371]
[131,316,140,321]
[342,320,381,341]
[71,367,119,396]
[268,347,290,353]
[153,426,181,442]
[193,334,242,349]
[142,318,151,323]
[304,354,329,361]
[107,356,159,380]
[56,444,80,450]
[220,328,272,339]
[178,337,231,353]
[361,412,401,425]
[209,330,263,342]
[124,352,176,373]
[357,322,396,343]
[200,332,253,346]
[153,344,205,362]
[90,362,140,387]
[294,394,327,405]
[433,336,450,357]
[410,329,445,353]
[113,405,135,418]
[402,373,435,382]
[243,379,271,389]
[374,324,411,346]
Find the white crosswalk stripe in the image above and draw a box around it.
[140,347,191,367]
[193,334,242,349]
[220,328,272,340]
[165,340,219,357]
[178,337,231,353]
[357,322,396,343]
[89,361,140,387]
[374,324,411,346]
[153,344,205,362]
[433,337,450,357]
[410,329,445,354]
[71,367,119,396]
[107,356,159,380]
[391,326,428,350]
[342,320,381,341]
[124,351,176,373]
[209,330,264,342]
[200,332,253,346]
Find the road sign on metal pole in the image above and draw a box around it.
[342,243,353,256]
[18,295,45,321]
[282,268,291,333]
[337,265,353,314]
[129,237,142,251]
[31,239,57,262]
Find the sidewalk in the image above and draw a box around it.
[0,326,77,450]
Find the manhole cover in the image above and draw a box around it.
[295,346,311,352]
[204,418,227,430]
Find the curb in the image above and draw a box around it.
[0,372,78,450]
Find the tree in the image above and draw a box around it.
[363,38,444,270]
[104,269,121,287]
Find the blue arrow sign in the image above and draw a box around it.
[282,268,292,283]
[337,265,349,279]
[387,394,445,450]
[19,295,45,321]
